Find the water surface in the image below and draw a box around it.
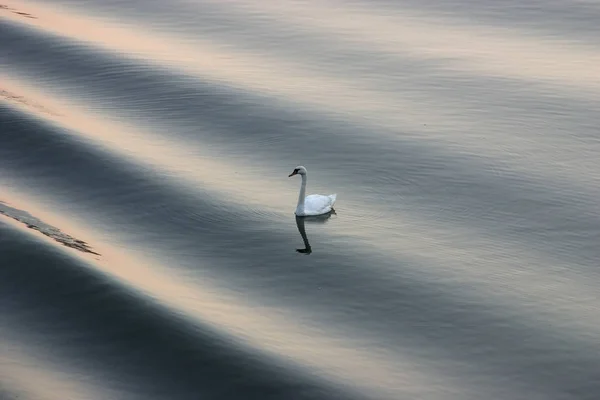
[2,1,600,399]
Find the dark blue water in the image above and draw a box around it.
[2,1,600,399]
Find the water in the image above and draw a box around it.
[1,1,600,399]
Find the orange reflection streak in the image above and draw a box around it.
[0,336,110,400]
[0,0,440,128]
[0,79,294,214]
[0,197,442,400]
[194,0,600,93]
[8,0,600,94]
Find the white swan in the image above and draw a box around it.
[288,166,337,216]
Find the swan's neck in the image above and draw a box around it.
[297,174,307,213]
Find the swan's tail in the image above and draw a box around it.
[329,194,337,204]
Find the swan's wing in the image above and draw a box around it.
[305,194,337,214]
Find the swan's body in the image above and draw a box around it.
[289,166,337,216]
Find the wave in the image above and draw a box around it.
[2,1,600,399]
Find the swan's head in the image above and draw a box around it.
[288,166,307,177]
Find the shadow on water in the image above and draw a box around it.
[295,211,335,255]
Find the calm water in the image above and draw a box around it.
[2,1,600,399]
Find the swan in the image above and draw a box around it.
[288,166,337,216]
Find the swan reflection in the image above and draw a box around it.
[295,210,335,254]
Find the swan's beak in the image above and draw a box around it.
[289,170,298,177]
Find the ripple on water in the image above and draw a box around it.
[0,201,100,255]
